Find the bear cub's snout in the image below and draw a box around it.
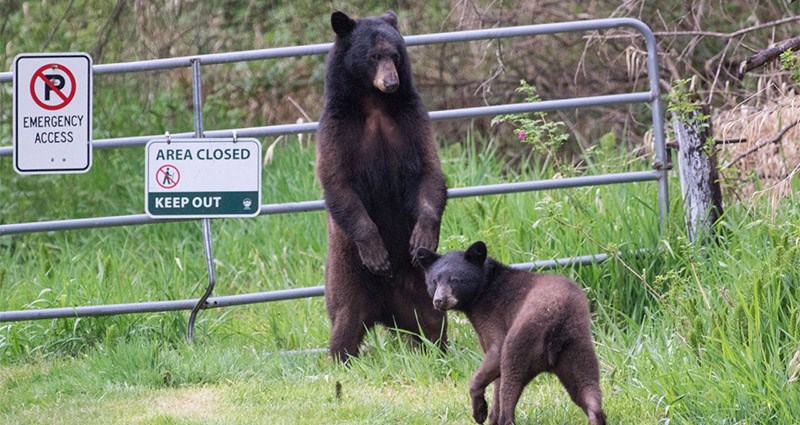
[431,282,457,311]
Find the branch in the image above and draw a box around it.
[584,16,800,41]
[666,138,748,150]
[42,0,75,50]
[721,120,800,170]
[737,35,800,78]
[715,138,748,145]
[664,16,800,39]
[92,0,127,62]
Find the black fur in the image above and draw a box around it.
[418,242,606,425]
[316,11,448,362]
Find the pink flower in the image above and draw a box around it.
[518,131,527,140]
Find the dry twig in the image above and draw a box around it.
[721,120,800,169]
[92,0,128,62]
[584,16,800,41]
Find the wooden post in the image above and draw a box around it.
[672,104,723,243]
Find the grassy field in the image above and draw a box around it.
[2,132,800,424]
[2,2,799,423]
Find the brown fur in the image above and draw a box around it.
[316,11,448,362]
[418,242,606,425]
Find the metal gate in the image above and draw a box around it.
[0,18,669,337]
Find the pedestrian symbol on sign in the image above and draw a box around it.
[156,164,180,189]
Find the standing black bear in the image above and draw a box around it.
[316,11,448,362]
[417,242,606,425]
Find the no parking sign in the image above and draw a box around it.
[13,53,92,174]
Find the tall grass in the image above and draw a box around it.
[2,2,799,422]
[2,130,799,423]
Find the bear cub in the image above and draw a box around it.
[417,242,606,425]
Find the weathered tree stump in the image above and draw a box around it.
[672,104,723,243]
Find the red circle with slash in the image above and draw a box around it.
[156,164,181,189]
[29,63,77,111]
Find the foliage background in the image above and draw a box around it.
[1,1,799,424]
[2,0,798,154]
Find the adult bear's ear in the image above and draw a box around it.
[415,248,440,270]
[331,11,356,36]
[465,241,487,265]
[380,11,397,28]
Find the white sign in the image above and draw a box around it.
[13,53,93,174]
[145,138,262,219]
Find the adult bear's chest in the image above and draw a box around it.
[351,109,424,198]
[359,113,416,164]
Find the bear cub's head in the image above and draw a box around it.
[416,241,488,311]
[329,11,407,94]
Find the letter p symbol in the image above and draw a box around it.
[44,74,65,101]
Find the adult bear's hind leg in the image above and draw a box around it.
[329,306,370,362]
[325,237,380,363]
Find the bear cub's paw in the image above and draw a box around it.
[471,396,488,424]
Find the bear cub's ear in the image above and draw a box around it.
[331,11,356,36]
[465,241,487,265]
[380,11,398,28]
[415,248,440,270]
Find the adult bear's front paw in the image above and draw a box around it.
[409,223,438,266]
[356,239,392,276]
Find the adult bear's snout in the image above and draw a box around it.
[374,60,399,93]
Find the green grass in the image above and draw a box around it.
[2,2,799,423]
[2,136,800,424]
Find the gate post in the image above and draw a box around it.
[672,104,723,243]
[187,58,217,340]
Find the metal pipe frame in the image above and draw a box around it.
[0,170,660,237]
[0,92,652,156]
[0,254,611,323]
[0,18,667,325]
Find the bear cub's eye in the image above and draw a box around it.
[449,277,462,284]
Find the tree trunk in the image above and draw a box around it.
[672,104,723,243]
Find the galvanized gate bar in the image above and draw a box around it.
[0,286,327,322]
[0,253,610,323]
[0,17,656,83]
[0,170,659,237]
[0,92,652,157]
[447,170,659,197]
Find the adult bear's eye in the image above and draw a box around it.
[370,53,380,62]
[392,53,401,64]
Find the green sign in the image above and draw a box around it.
[145,138,262,219]
[147,191,259,216]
